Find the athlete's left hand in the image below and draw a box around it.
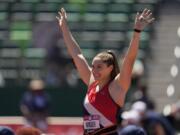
[134,8,155,31]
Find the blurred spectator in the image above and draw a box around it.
[165,101,180,132]
[131,101,147,117]
[125,59,145,104]
[32,21,71,87]
[20,79,51,132]
[120,102,146,135]
[0,126,15,135]
[133,85,155,110]
[132,59,145,78]
[118,125,147,135]
[16,127,41,135]
[131,101,175,135]
[121,110,141,126]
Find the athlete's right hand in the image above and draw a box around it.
[56,8,67,28]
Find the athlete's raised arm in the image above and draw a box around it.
[56,8,91,85]
[117,9,155,91]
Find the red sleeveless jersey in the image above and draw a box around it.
[83,81,120,127]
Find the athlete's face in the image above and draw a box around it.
[92,57,113,81]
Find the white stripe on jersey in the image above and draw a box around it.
[84,95,113,127]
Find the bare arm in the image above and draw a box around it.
[56,8,91,85]
[117,9,155,91]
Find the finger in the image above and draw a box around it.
[61,8,67,18]
[145,10,151,16]
[58,12,62,18]
[148,17,155,23]
[56,16,60,21]
[136,12,140,18]
[142,8,148,15]
[146,12,152,19]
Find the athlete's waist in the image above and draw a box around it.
[83,124,118,135]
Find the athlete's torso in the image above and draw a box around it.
[83,81,120,134]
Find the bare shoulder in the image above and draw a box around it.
[109,78,127,107]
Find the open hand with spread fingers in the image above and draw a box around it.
[56,8,67,28]
[134,8,155,32]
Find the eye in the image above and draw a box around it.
[97,65,102,69]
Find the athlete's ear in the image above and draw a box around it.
[109,65,113,72]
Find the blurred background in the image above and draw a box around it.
[0,0,179,134]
